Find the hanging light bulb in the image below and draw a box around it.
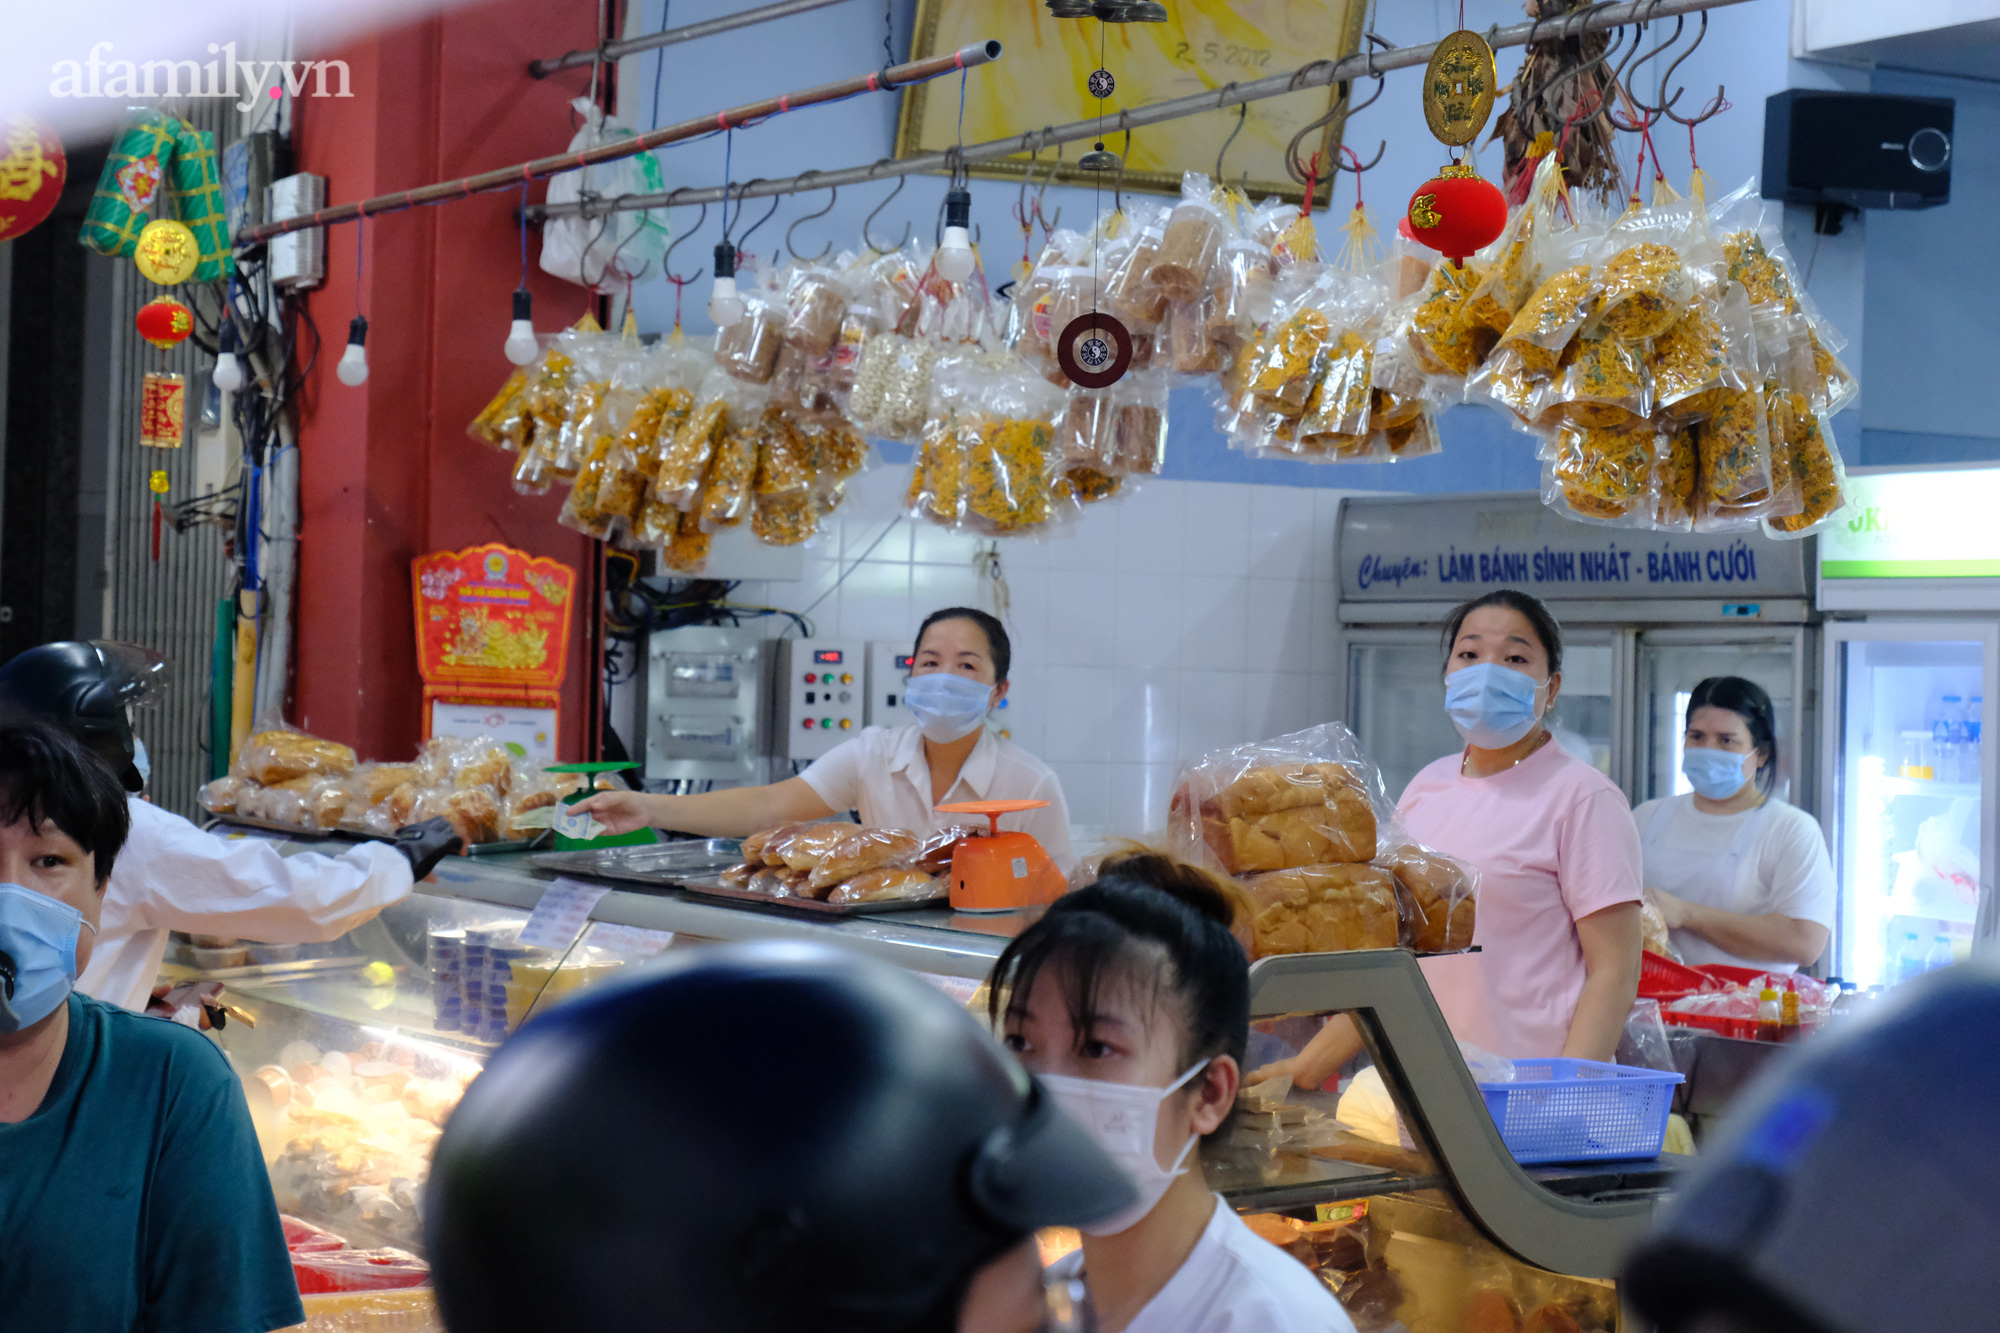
[211,319,245,393]
[708,241,745,327]
[503,288,538,366]
[936,188,976,283]
[335,316,370,387]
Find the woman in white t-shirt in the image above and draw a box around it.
[1634,676,1834,971]
[573,607,1072,868]
[989,849,1354,1333]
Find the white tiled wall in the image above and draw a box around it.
[714,468,1358,839]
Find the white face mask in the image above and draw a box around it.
[1036,1060,1209,1236]
[903,670,994,744]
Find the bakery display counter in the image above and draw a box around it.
[196,827,1670,1325]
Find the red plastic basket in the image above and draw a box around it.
[292,1247,431,1295]
[1638,951,1723,1000]
[1662,1007,1760,1041]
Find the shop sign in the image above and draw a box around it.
[1819,468,2000,580]
[412,543,575,748]
[1338,494,1806,602]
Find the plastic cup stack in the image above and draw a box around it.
[485,938,532,1042]
[460,925,500,1037]
[429,928,465,1032]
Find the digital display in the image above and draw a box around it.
[812,649,844,664]
[896,654,914,669]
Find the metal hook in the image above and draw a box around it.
[731,181,781,254]
[1215,90,1248,191]
[1660,11,1728,127]
[1283,35,1386,189]
[1332,140,1386,173]
[785,173,838,261]
[862,165,912,253]
[1534,18,1625,116]
[1583,23,1660,132]
[663,202,710,283]
[1602,4,1685,127]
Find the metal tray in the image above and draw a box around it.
[206,815,546,854]
[530,839,747,888]
[675,874,949,917]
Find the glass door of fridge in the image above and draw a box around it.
[1635,628,1811,806]
[1823,622,1998,989]
[1345,629,1617,802]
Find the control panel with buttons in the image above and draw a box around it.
[773,638,866,760]
[865,641,916,732]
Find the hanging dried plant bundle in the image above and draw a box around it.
[1491,0,1624,205]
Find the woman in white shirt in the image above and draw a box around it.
[1633,676,1834,971]
[990,849,1353,1333]
[574,608,1073,867]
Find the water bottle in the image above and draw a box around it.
[1925,934,1956,974]
[1893,931,1925,984]
[1968,696,1984,785]
[1937,697,1962,784]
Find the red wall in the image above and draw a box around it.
[291,0,605,762]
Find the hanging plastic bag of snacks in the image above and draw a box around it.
[1403,258,1490,380]
[1557,326,1652,423]
[1497,226,1603,379]
[1542,414,1659,526]
[961,361,1066,536]
[1165,293,1228,376]
[715,287,785,384]
[1648,277,1752,410]
[907,356,980,528]
[1104,203,1171,328]
[558,340,650,540]
[1763,391,1850,539]
[1650,422,1701,532]
[1691,386,1784,531]
[1366,338,1440,460]
[698,413,763,534]
[1011,228,1090,365]
[780,262,851,358]
[850,331,940,442]
[509,324,594,493]
[1209,237,1276,349]
[1147,172,1229,305]
[660,509,711,573]
[1592,201,1699,342]
[653,369,734,510]
[1461,153,1561,336]
[754,404,816,496]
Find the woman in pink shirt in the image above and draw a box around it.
[1252,591,1643,1083]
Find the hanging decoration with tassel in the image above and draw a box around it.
[1405,27,1508,266]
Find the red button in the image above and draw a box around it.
[804,672,817,684]
[801,718,815,729]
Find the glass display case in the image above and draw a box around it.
[195,834,1674,1330]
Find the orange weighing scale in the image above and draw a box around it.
[935,799,1068,913]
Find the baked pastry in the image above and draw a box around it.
[808,828,922,891]
[777,824,859,871]
[719,863,756,889]
[741,823,801,865]
[442,787,500,844]
[198,776,246,813]
[1207,798,1377,874]
[828,868,939,905]
[1241,863,1398,958]
[1211,761,1368,821]
[238,730,357,784]
[1376,846,1478,953]
[454,748,512,795]
[916,825,979,875]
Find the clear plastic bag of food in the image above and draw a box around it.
[1542,413,1658,527]
[1557,326,1651,420]
[961,362,1067,537]
[809,418,869,488]
[1592,201,1699,342]
[1648,277,1752,409]
[753,404,816,496]
[1651,422,1701,531]
[1380,405,1441,462]
[827,867,940,905]
[714,290,785,384]
[513,336,579,462]
[806,827,923,892]
[780,262,850,357]
[1104,204,1171,328]
[1802,323,1857,415]
[1164,292,1227,376]
[1238,862,1400,958]
[1243,279,1337,420]
[1692,386,1782,530]
[1763,390,1851,540]
[543,332,628,481]
[1498,253,1600,377]
[1373,842,1479,953]
[1462,155,1561,335]
[1010,228,1090,360]
[1208,238,1274,346]
[236,728,358,785]
[1167,721,1396,879]
[1295,279,1385,445]
[1709,180,1808,315]
[1057,387,1116,469]
[559,379,639,540]
[697,415,760,534]
[1111,370,1170,475]
[1465,343,1559,429]
[467,362,534,453]
[652,383,730,512]
[1147,172,1229,304]
[849,332,940,443]
[1404,258,1491,380]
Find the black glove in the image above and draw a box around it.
[392,817,463,881]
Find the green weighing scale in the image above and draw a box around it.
[545,762,657,850]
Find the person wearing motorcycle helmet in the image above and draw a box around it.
[426,941,1137,1333]
[0,641,462,1012]
[1623,961,2000,1332]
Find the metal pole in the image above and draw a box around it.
[531,0,1752,222]
[530,0,864,79]
[234,40,1003,246]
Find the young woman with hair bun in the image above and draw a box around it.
[989,848,1354,1333]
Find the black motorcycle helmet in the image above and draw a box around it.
[1624,961,2000,1332]
[0,641,168,792]
[426,940,1136,1333]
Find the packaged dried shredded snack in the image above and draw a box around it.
[1147,173,1228,304]
[1165,294,1227,375]
[751,489,821,546]
[1559,326,1651,419]
[1594,197,1697,341]
[1465,344,1558,429]
[1499,261,1599,377]
[1461,153,1560,335]
[714,291,784,384]
[1764,391,1849,539]
[753,405,816,495]
[1651,422,1700,531]
[1648,279,1750,408]
[653,383,730,512]
[1693,386,1780,530]
[467,364,533,452]
[1542,413,1657,526]
[780,262,850,357]
[1405,259,1490,379]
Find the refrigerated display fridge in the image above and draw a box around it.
[1817,465,2000,986]
[1333,493,1815,810]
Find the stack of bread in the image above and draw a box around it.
[1171,725,1479,960]
[199,731,582,847]
[718,822,978,906]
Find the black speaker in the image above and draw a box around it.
[1763,90,1953,225]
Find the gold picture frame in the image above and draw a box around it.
[895,1,1368,206]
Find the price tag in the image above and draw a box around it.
[589,924,675,956]
[519,877,610,949]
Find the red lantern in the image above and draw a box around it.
[0,117,66,243]
[1406,164,1508,265]
[136,297,195,349]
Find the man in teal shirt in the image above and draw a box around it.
[0,721,304,1332]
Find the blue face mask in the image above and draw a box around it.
[1443,662,1549,750]
[903,671,994,744]
[1683,746,1752,799]
[0,883,92,1034]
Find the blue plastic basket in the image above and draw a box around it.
[1476,1057,1684,1164]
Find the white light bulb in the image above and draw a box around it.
[336,316,370,387]
[504,320,538,365]
[212,351,244,392]
[708,275,744,327]
[937,225,976,282]
[336,343,369,386]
